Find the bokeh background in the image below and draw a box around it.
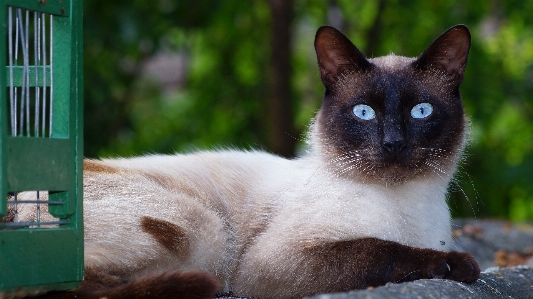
[83,0,533,220]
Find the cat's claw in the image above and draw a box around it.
[443,251,480,283]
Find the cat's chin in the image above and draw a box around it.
[342,163,433,186]
[367,166,423,185]
[375,170,423,185]
[319,150,431,185]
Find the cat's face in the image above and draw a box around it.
[313,25,471,184]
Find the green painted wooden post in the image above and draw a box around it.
[0,0,83,296]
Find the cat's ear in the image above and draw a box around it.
[413,25,471,83]
[314,26,372,90]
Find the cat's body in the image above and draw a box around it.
[17,25,480,299]
[83,146,453,292]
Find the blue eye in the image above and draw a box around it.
[411,103,433,119]
[353,104,376,120]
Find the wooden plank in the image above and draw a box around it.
[0,228,82,291]
[3,0,70,16]
[6,137,71,191]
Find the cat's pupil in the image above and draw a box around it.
[411,103,433,119]
[353,104,376,120]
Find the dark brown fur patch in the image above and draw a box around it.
[300,238,479,295]
[36,268,221,299]
[141,216,190,256]
[83,160,119,174]
[0,206,14,223]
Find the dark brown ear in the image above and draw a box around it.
[413,25,471,83]
[314,26,372,90]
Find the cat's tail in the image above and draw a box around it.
[37,269,221,299]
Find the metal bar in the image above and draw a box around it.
[14,9,19,136]
[17,9,26,136]
[49,14,54,137]
[25,9,30,136]
[0,221,70,228]
[34,11,41,137]
[13,193,18,223]
[8,7,16,136]
[42,14,48,137]
[36,191,41,225]
[7,200,65,205]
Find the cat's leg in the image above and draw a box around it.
[36,268,221,299]
[79,190,232,297]
[234,237,479,299]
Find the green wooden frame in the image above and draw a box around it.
[0,0,83,295]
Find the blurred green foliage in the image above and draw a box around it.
[84,0,533,220]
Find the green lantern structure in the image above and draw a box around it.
[0,0,83,296]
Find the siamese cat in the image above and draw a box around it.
[14,25,480,299]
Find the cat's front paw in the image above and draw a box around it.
[443,251,480,283]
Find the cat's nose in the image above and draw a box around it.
[383,139,406,155]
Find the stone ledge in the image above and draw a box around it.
[307,266,533,299]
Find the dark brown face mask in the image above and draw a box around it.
[313,25,471,183]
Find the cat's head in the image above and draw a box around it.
[312,25,471,184]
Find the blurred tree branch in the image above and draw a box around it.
[363,0,386,57]
[267,0,297,157]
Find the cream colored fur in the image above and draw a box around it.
[17,118,462,298]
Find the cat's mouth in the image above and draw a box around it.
[326,150,425,184]
[382,150,407,165]
[351,150,430,184]
[372,162,424,184]
[369,151,454,184]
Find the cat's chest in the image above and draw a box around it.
[274,177,452,251]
